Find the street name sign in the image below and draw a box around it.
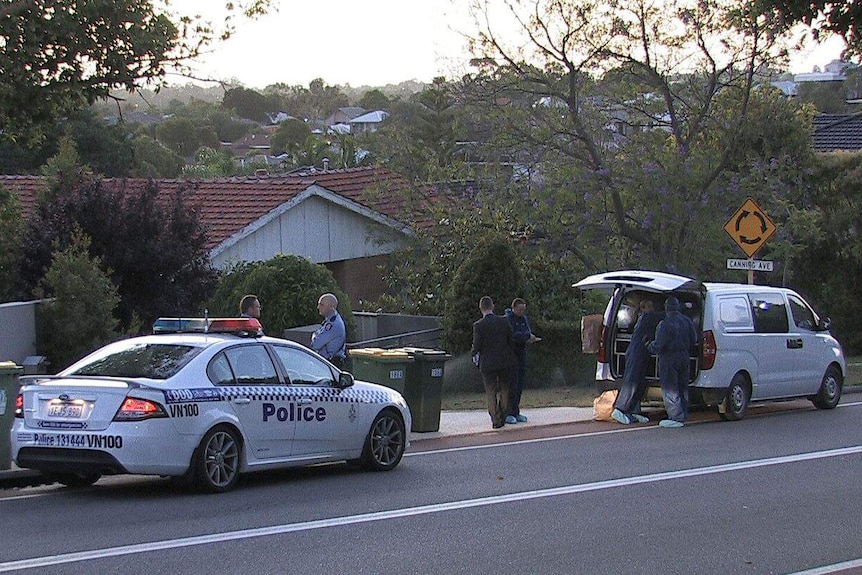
[727,259,774,272]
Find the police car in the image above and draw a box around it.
[11,318,411,493]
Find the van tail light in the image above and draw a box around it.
[14,394,23,418]
[597,325,608,364]
[701,330,717,370]
[113,397,168,422]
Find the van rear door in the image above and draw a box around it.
[573,270,699,292]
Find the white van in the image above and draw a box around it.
[574,270,845,420]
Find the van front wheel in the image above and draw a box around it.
[719,374,749,421]
[812,365,842,410]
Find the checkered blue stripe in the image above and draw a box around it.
[164,386,392,405]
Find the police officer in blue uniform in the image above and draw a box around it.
[311,293,347,369]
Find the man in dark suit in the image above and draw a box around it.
[471,296,517,429]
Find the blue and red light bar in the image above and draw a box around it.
[153,317,262,335]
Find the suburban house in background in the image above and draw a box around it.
[2,166,444,304]
[812,113,862,152]
[349,110,389,135]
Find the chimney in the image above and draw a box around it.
[322,157,330,171]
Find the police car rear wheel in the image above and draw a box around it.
[194,426,241,493]
[361,410,406,472]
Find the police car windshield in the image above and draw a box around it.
[70,344,203,379]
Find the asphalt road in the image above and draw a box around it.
[1,399,861,575]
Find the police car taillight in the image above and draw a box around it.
[113,397,168,421]
[14,394,23,418]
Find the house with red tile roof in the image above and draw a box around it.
[1,166,442,303]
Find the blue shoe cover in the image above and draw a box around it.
[611,408,631,425]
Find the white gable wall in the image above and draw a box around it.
[211,195,406,269]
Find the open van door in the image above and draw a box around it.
[573,270,698,292]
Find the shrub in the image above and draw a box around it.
[207,254,354,338]
[36,230,120,371]
[441,235,524,353]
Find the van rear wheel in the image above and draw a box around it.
[719,374,749,421]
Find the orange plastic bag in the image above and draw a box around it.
[593,389,619,421]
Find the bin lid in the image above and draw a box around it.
[393,347,450,358]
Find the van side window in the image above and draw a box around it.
[787,295,817,331]
[718,297,753,330]
[748,294,789,334]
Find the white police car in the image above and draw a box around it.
[11,318,411,492]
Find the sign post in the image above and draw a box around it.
[724,198,777,284]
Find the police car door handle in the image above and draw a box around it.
[298,398,313,405]
[232,397,252,405]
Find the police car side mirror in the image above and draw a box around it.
[337,372,355,389]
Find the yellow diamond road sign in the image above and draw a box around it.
[724,198,776,258]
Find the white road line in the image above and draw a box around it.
[2,445,862,573]
[785,557,862,574]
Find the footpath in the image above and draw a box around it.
[0,406,596,490]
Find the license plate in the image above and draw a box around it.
[48,403,83,418]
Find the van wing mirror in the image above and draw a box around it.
[820,317,831,331]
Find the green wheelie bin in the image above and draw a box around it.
[398,348,451,433]
[347,348,413,396]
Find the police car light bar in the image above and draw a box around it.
[153,317,262,335]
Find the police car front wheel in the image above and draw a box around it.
[360,409,406,472]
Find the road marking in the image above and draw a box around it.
[785,557,862,574]
[2,445,862,572]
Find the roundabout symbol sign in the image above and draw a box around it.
[724,197,776,258]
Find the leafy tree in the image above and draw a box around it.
[442,235,524,353]
[797,81,850,114]
[131,135,185,178]
[19,173,217,331]
[0,0,273,146]
[459,0,799,275]
[182,147,238,178]
[359,89,390,110]
[0,184,22,301]
[268,79,349,121]
[207,255,354,339]
[35,228,120,371]
[63,110,135,177]
[270,118,312,155]
[753,0,862,59]
[156,117,204,158]
[222,87,278,123]
[790,151,862,353]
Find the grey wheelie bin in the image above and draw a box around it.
[0,362,23,470]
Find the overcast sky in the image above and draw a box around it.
[168,0,846,89]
